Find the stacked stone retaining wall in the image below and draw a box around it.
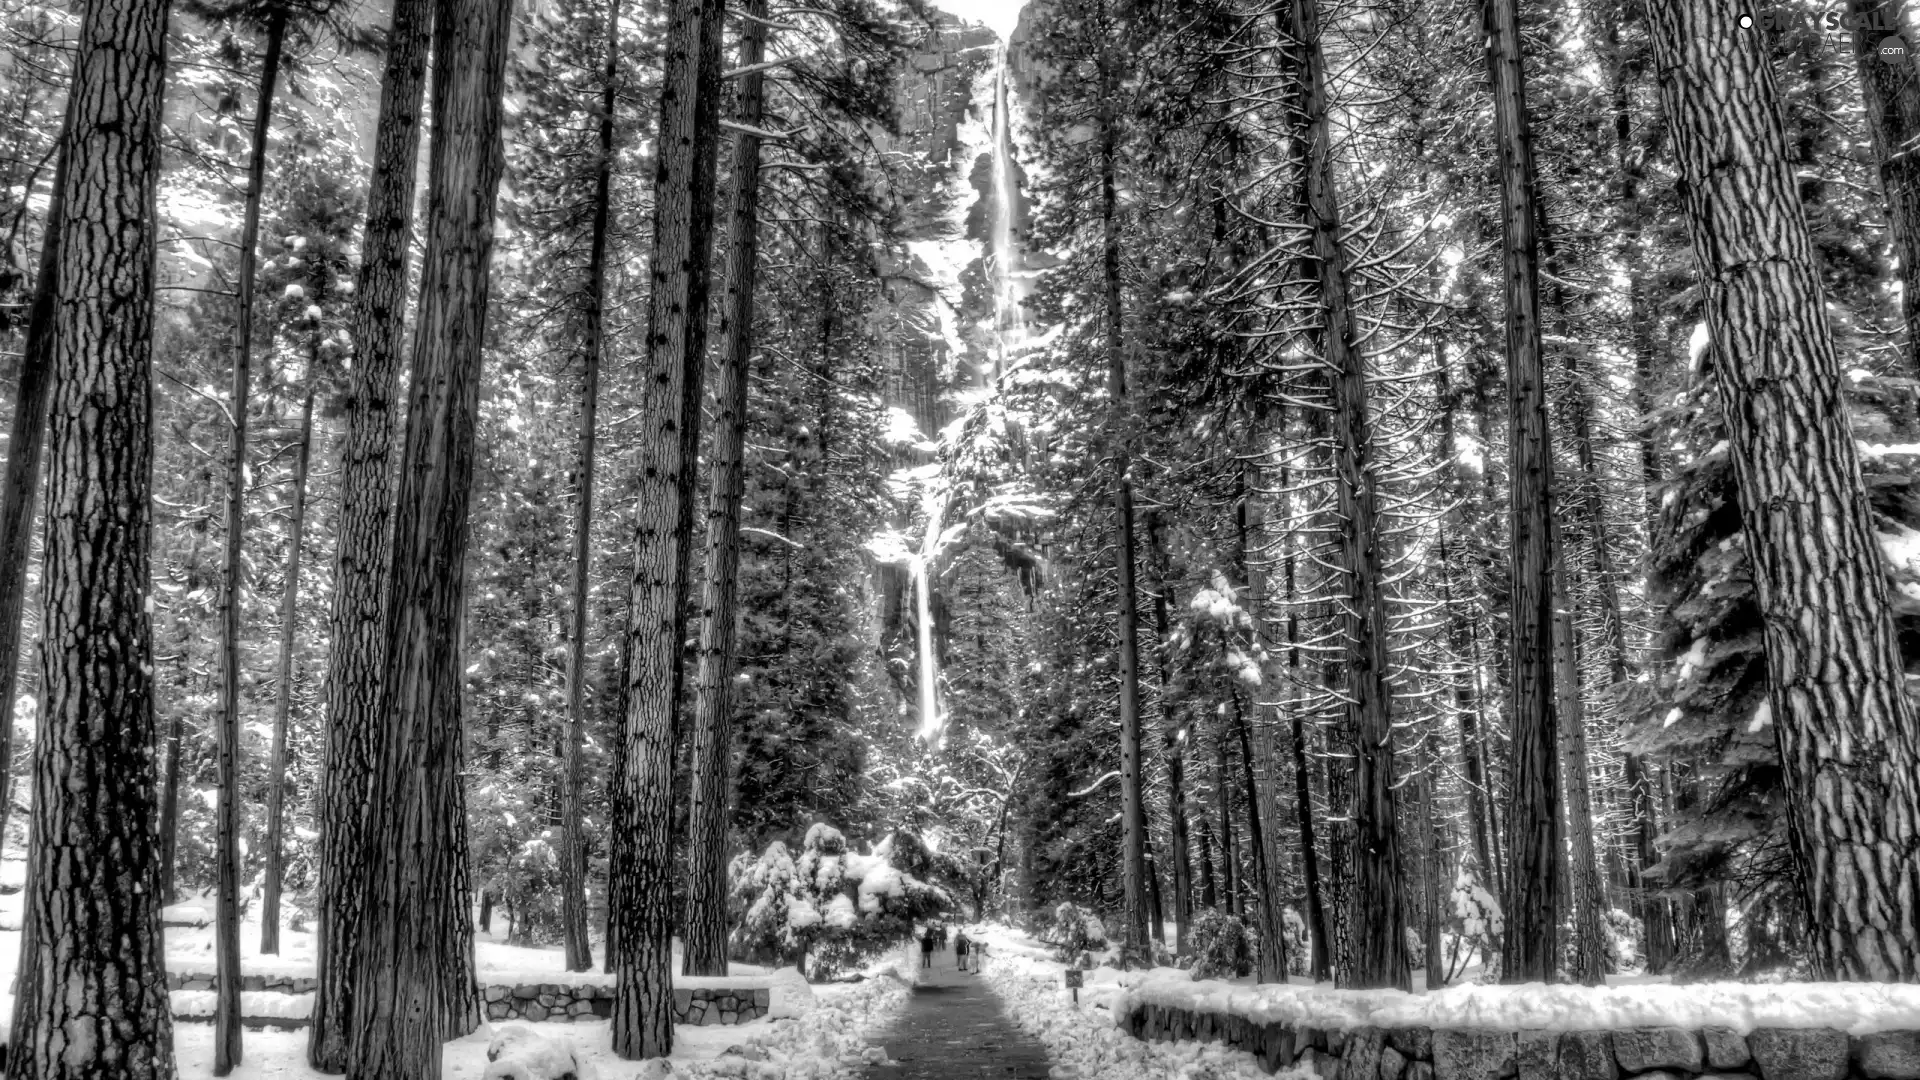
[1123,1003,1920,1080]
[159,972,773,1028]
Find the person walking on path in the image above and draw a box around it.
[954,930,970,973]
[920,925,935,970]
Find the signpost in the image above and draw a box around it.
[1064,967,1084,1005]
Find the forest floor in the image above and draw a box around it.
[865,951,1053,1080]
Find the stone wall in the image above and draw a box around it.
[168,971,315,993]
[1122,1003,1920,1080]
[159,975,772,1028]
[675,987,773,1027]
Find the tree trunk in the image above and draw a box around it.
[1282,0,1406,992]
[344,2,511,1075]
[1552,531,1608,985]
[262,375,317,956]
[3,0,175,1076]
[558,0,621,979]
[1484,0,1563,984]
[1648,0,1920,981]
[684,0,766,978]
[1851,0,1920,377]
[1145,513,1194,952]
[1233,481,1292,982]
[612,0,725,1050]
[1097,23,1149,953]
[1416,736,1446,988]
[1197,815,1218,909]
[160,710,184,904]
[310,0,433,1067]
[1216,730,1240,918]
[1282,513,1333,982]
[1431,362,1500,894]
[0,132,65,864]
[215,14,289,1068]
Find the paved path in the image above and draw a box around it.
[866,950,1053,1080]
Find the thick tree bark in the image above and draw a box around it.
[612,0,724,1050]
[1850,0,1920,377]
[2,0,175,1076]
[262,376,317,956]
[558,0,622,978]
[684,0,766,978]
[1648,0,1920,981]
[1281,0,1406,992]
[310,0,433,1067]
[215,13,289,1068]
[1095,24,1150,952]
[0,137,63,863]
[1484,0,1563,984]
[342,2,511,1075]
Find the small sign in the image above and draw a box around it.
[1064,969,1084,988]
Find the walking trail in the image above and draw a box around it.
[866,950,1053,1080]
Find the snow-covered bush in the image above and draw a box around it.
[729,822,950,980]
[1604,906,1643,972]
[1038,901,1107,962]
[1185,909,1254,980]
[485,834,569,946]
[1448,862,1503,981]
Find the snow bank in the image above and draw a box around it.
[169,989,314,1021]
[973,926,1289,1080]
[1114,970,1920,1037]
[673,947,920,1080]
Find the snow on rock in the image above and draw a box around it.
[1111,970,1920,1037]
[486,1026,584,1080]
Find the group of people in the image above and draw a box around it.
[918,922,987,972]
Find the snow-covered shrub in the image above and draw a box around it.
[1448,862,1503,980]
[1281,907,1311,976]
[1185,909,1254,980]
[730,840,800,966]
[1604,906,1643,972]
[729,822,950,980]
[486,834,568,946]
[1039,901,1106,962]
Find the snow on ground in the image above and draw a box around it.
[160,947,916,1080]
[970,924,1293,1080]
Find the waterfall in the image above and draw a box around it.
[988,46,1025,373]
[913,488,948,745]
[912,45,1026,746]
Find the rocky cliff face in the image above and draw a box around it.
[875,17,1032,444]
